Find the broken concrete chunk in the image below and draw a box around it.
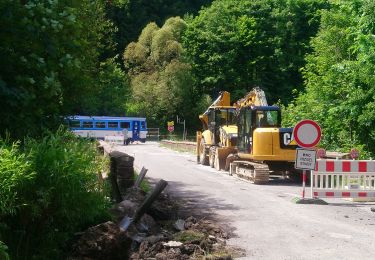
[173,219,186,231]
[162,241,183,248]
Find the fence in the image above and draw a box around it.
[311,159,375,198]
[147,128,160,141]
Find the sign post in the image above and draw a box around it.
[295,148,317,198]
[167,121,174,133]
[293,120,321,201]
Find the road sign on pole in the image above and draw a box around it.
[167,121,174,133]
[293,120,321,148]
[293,119,321,201]
[295,148,317,170]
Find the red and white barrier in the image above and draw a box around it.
[311,159,375,198]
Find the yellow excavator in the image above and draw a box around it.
[196,91,238,170]
[230,87,298,184]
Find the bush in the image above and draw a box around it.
[0,129,111,259]
[0,139,35,216]
[0,241,9,260]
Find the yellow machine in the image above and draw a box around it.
[230,87,298,184]
[196,91,238,170]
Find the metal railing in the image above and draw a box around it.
[146,128,160,141]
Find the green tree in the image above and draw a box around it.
[86,57,130,116]
[124,17,203,127]
[283,0,375,157]
[183,0,328,103]
[106,0,213,58]
[0,0,119,138]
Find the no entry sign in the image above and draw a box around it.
[293,120,321,148]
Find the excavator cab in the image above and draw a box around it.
[237,106,281,153]
[207,107,237,145]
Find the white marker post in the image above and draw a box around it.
[293,120,321,200]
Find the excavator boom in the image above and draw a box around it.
[235,87,268,108]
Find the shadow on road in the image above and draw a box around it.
[146,177,239,236]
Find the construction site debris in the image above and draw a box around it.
[69,185,244,259]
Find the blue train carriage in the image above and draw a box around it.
[66,116,148,145]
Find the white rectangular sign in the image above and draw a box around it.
[295,148,317,170]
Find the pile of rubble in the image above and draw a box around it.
[69,186,244,259]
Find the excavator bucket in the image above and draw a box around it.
[215,147,237,171]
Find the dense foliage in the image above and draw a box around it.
[0,0,128,138]
[2,0,375,256]
[0,130,110,259]
[283,0,375,157]
[183,0,329,103]
[106,0,213,58]
[123,17,211,127]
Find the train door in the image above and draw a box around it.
[132,121,140,141]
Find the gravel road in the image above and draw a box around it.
[116,142,375,260]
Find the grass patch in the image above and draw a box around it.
[173,230,206,243]
[134,170,151,193]
[159,142,195,154]
[203,245,246,260]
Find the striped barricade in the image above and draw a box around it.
[311,159,375,198]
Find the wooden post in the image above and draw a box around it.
[133,179,168,223]
[134,167,148,188]
[119,179,168,231]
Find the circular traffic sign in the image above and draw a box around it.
[168,125,174,133]
[350,148,359,159]
[293,120,321,148]
[317,148,326,158]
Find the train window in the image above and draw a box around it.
[83,121,93,128]
[70,120,80,128]
[120,122,130,129]
[141,121,145,129]
[95,122,105,128]
[108,122,118,128]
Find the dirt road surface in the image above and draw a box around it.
[116,142,375,260]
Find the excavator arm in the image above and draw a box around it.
[199,91,231,130]
[234,87,268,108]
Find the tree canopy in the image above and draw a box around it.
[183,0,329,103]
[106,0,213,59]
[123,17,209,127]
[2,0,375,155]
[283,0,375,156]
[0,0,128,138]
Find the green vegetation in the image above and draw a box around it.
[0,130,110,259]
[0,0,126,138]
[2,0,375,256]
[183,0,329,103]
[124,17,205,126]
[106,0,213,58]
[174,230,206,243]
[160,141,196,154]
[283,0,375,157]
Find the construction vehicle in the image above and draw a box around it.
[196,91,238,170]
[229,87,298,184]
